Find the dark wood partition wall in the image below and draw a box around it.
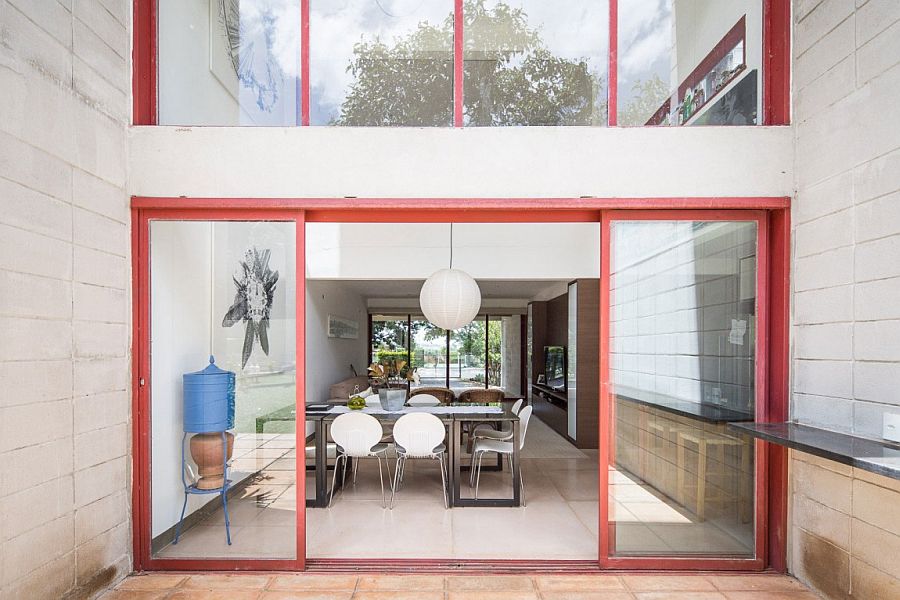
[529,280,599,449]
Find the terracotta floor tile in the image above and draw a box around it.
[100,591,171,600]
[446,593,539,600]
[116,574,188,590]
[355,575,444,591]
[168,591,263,600]
[261,592,353,600]
[540,592,636,600]
[708,575,807,592]
[535,575,626,591]
[446,575,535,592]
[352,592,444,600]
[269,574,359,591]
[722,592,820,600]
[632,593,726,600]
[623,576,716,592]
[182,574,272,589]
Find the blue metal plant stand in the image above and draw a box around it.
[173,431,232,545]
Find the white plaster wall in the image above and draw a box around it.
[306,223,600,280]
[305,280,368,405]
[157,0,240,125]
[674,0,763,78]
[128,126,793,198]
[150,222,213,538]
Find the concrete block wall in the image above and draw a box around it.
[0,1,131,599]
[791,0,900,597]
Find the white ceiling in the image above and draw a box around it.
[320,278,569,302]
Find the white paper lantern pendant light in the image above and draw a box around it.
[419,223,482,331]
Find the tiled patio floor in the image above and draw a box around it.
[101,573,820,599]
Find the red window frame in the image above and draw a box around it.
[131,197,789,573]
[131,0,790,126]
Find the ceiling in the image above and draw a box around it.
[315,279,569,301]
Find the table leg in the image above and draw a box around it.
[512,419,521,506]
[315,420,327,508]
[451,419,461,508]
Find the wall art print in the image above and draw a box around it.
[222,247,279,369]
[327,315,359,340]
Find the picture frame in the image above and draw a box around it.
[327,314,359,339]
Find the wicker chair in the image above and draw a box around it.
[408,387,456,405]
[457,388,506,404]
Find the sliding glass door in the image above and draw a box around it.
[601,211,767,568]
[135,212,303,570]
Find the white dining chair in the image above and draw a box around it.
[470,405,533,506]
[390,413,448,509]
[406,393,441,407]
[469,399,524,448]
[329,412,392,508]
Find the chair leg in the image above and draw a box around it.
[520,467,526,508]
[474,452,485,499]
[221,489,232,545]
[437,453,448,509]
[377,455,386,509]
[353,457,360,485]
[329,454,344,507]
[390,454,403,509]
[173,492,188,544]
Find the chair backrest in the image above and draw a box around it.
[517,405,533,450]
[511,398,524,415]
[458,388,505,404]
[393,413,446,457]
[330,412,384,457]
[407,393,440,407]
[409,387,456,405]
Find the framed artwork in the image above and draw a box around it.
[328,315,359,339]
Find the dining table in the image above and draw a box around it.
[305,402,523,508]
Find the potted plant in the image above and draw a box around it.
[368,358,416,411]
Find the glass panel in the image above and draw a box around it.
[617,0,761,126]
[158,0,301,126]
[609,220,757,557]
[310,0,454,126]
[370,315,409,366]
[411,318,448,388]
[464,0,609,126]
[150,220,297,560]
[450,318,487,393]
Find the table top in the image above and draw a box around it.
[730,422,900,481]
[616,386,754,424]
[305,403,518,423]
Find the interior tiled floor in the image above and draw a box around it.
[158,418,751,561]
[101,572,820,600]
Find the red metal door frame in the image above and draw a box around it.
[131,197,789,573]
[600,210,771,571]
[131,207,306,572]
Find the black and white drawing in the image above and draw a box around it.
[222,247,279,369]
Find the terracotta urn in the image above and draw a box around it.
[189,432,235,489]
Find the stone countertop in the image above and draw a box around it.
[729,422,900,481]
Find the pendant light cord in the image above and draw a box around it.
[449,222,454,269]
